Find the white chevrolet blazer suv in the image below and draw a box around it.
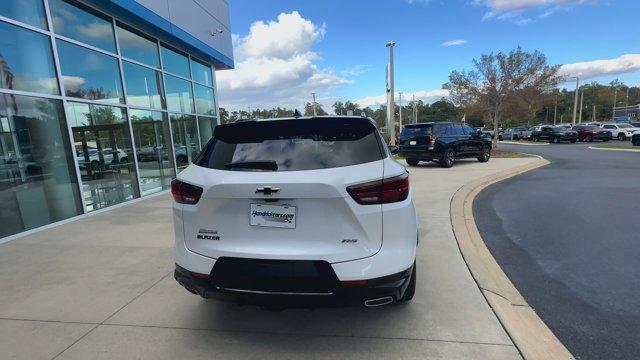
[172,116,418,307]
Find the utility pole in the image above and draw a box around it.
[592,104,596,121]
[571,77,580,126]
[626,87,630,107]
[311,92,317,116]
[386,41,396,145]
[412,94,417,123]
[612,85,618,121]
[578,89,584,123]
[554,91,558,125]
[399,92,403,129]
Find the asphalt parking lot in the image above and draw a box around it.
[474,142,640,359]
[0,158,540,360]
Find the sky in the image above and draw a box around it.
[217,0,640,111]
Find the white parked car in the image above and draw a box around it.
[601,123,640,141]
[172,116,418,308]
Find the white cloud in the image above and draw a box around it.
[475,0,594,23]
[61,76,86,92]
[341,65,373,77]
[560,54,640,80]
[442,39,468,47]
[355,89,451,108]
[217,12,351,110]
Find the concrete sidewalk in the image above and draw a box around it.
[0,157,536,360]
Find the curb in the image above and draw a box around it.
[588,146,640,153]
[450,157,574,360]
[499,141,549,146]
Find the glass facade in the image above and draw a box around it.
[0,0,48,30]
[67,102,138,211]
[122,61,164,109]
[0,94,83,237]
[0,0,220,239]
[57,40,124,104]
[170,114,199,171]
[130,109,174,195]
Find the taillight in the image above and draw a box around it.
[171,179,203,205]
[347,172,410,205]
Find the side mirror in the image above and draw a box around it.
[388,145,399,154]
[474,129,483,137]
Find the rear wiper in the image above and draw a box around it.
[224,161,278,171]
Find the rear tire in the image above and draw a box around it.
[585,135,592,142]
[439,149,455,168]
[477,146,490,162]
[406,158,419,166]
[618,133,626,141]
[400,262,416,302]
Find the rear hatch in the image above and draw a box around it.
[399,124,434,149]
[178,117,386,264]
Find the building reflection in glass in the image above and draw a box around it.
[170,113,199,171]
[130,109,174,195]
[67,102,138,211]
[0,93,82,238]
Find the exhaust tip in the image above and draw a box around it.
[364,296,394,307]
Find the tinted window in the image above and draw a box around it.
[0,0,47,29]
[197,118,384,171]
[435,123,454,135]
[57,40,124,103]
[49,0,115,52]
[462,125,475,135]
[116,24,159,67]
[400,125,432,138]
[603,125,614,129]
[452,124,465,135]
[0,21,59,94]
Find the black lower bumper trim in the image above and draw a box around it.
[174,260,414,308]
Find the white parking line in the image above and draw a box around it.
[588,146,640,153]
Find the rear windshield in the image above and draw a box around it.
[195,118,384,171]
[400,125,433,138]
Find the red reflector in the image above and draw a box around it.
[171,179,203,205]
[191,272,209,279]
[341,280,367,287]
[346,172,410,205]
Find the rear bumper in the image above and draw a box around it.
[399,147,440,160]
[174,262,413,307]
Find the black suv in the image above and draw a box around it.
[398,122,492,168]
[536,126,577,143]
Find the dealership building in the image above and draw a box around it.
[0,0,233,240]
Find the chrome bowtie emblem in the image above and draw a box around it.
[255,186,280,195]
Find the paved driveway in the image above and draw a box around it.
[474,142,640,359]
[0,158,535,359]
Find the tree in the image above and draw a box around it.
[447,47,562,146]
[332,101,345,115]
[304,102,327,116]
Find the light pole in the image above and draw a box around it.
[612,84,618,121]
[311,92,317,116]
[571,76,580,126]
[413,94,417,123]
[399,92,403,129]
[386,41,396,145]
[553,91,558,125]
[578,88,584,123]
